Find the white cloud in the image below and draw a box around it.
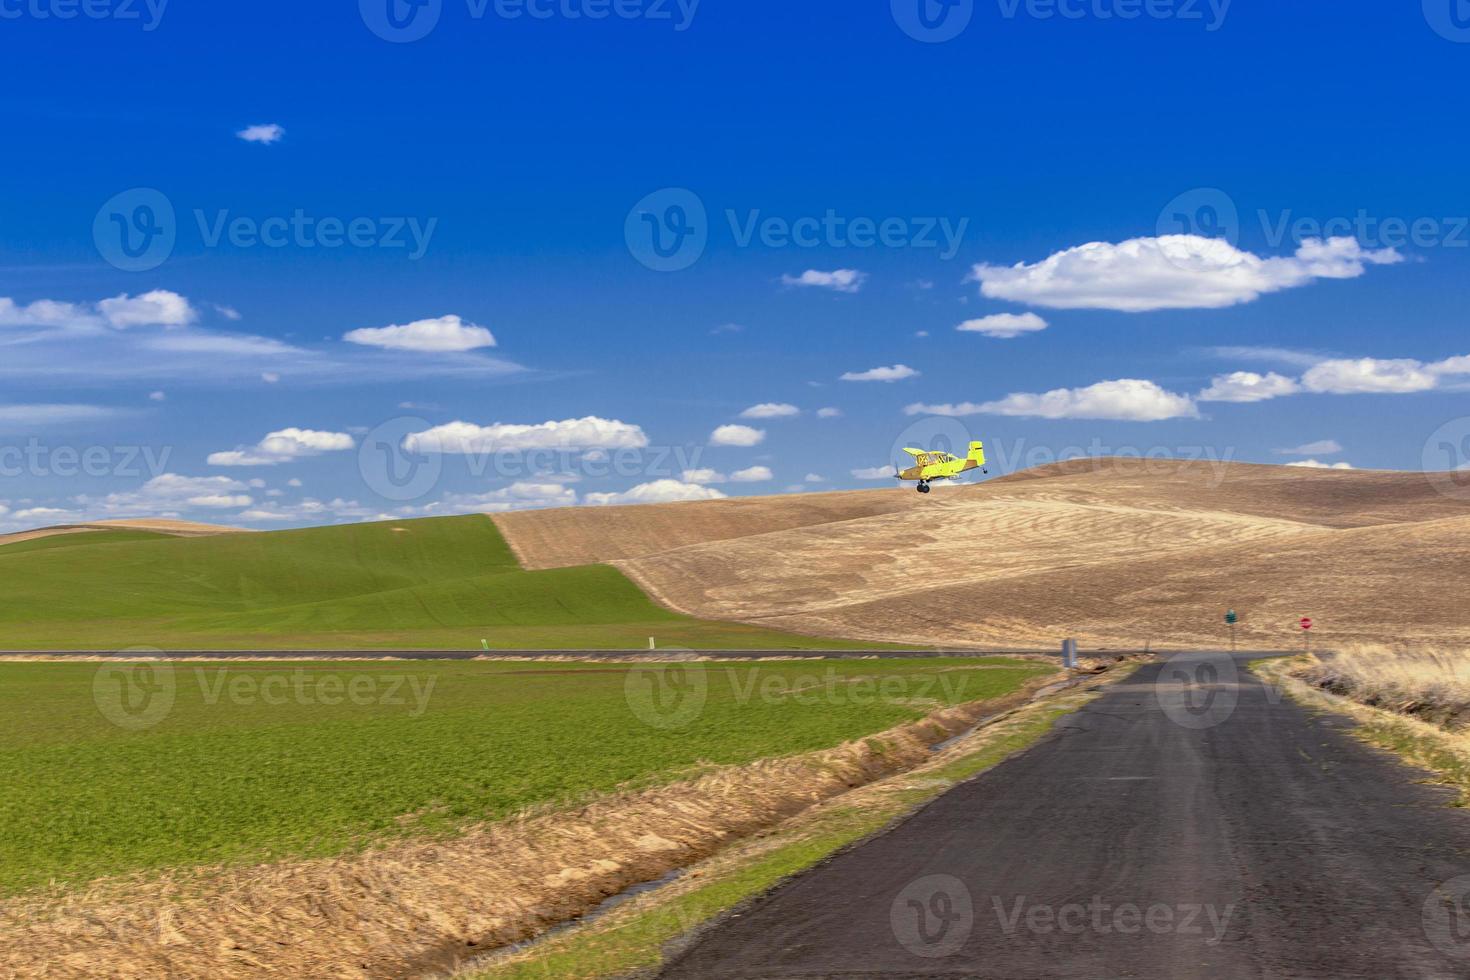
[287,478,303,488]
[91,474,254,516]
[971,236,1403,312]
[852,466,896,479]
[1197,371,1301,403]
[956,312,1049,339]
[188,494,255,508]
[585,480,728,506]
[739,403,800,419]
[710,424,765,447]
[0,404,120,427]
[98,290,198,328]
[1286,459,1355,470]
[840,364,919,383]
[0,298,94,328]
[149,391,167,402]
[909,379,1198,421]
[1204,346,1325,368]
[781,269,867,293]
[343,314,496,353]
[1275,439,1343,456]
[1431,355,1470,376]
[730,465,773,482]
[804,473,825,482]
[441,482,579,513]
[816,407,843,418]
[682,468,726,485]
[208,428,355,466]
[405,417,648,454]
[1301,358,1439,394]
[236,123,285,144]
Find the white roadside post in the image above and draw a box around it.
[1062,638,1078,670]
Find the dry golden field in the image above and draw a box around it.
[495,458,1470,650]
[0,518,246,548]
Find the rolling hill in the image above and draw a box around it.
[494,459,1470,649]
[0,515,876,651]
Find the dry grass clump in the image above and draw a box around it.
[1292,644,1470,731]
[0,680,1054,980]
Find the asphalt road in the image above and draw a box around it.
[659,653,1470,979]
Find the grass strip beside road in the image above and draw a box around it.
[1254,658,1470,805]
[464,676,1127,980]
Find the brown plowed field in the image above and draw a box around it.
[493,459,1470,649]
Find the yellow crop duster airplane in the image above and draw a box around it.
[896,442,987,493]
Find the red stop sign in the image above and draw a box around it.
[1300,617,1313,631]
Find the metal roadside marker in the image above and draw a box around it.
[1300,617,1313,653]
[1225,609,1238,652]
[1062,638,1078,669]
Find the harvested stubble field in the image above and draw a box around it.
[496,457,1470,649]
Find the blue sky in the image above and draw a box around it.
[1,0,1468,528]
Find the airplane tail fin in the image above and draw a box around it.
[967,441,986,467]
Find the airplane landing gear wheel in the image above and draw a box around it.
[917,482,931,494]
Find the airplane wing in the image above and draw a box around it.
[901,448,926,458]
